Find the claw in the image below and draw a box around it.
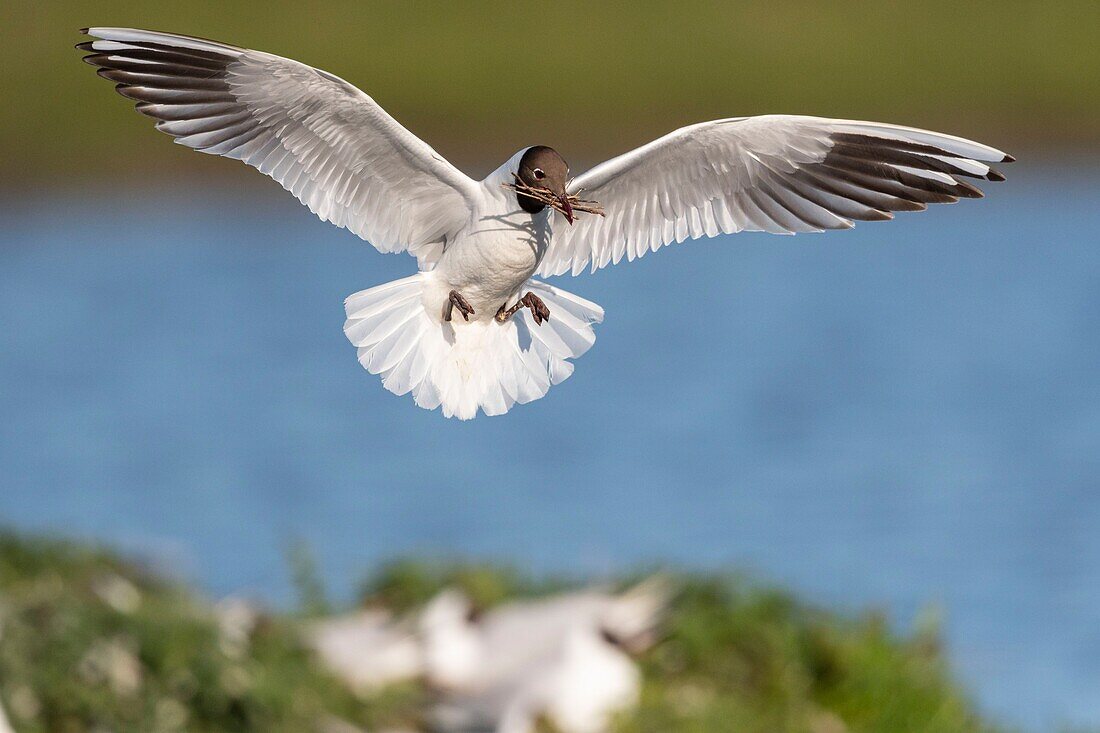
[524,293,551,325]
[445,290,475,322]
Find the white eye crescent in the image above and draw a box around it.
[532,168,546,180]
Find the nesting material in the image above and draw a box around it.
[504,174,606,218]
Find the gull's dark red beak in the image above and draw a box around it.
[557,193,575,225]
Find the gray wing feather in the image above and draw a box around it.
[81,27,478,265]
[541,115,1012,276]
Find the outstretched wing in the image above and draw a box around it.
[539,115,1012,276]
[79,27,479,265]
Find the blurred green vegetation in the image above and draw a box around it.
[4,1,1097,185]
[0,530,1031,733]
[0,532,425,732]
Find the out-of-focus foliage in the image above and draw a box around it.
[364,563,1002,733]
[0,530,1023,732]
[622,581,998,733]
[4,1,1097,184]
[0,532,422,732]
[359,558,571,613]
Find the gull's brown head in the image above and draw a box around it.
[516,146,573,224]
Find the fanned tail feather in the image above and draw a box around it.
[344,275,603,419]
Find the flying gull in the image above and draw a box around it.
[78,28,1013,419]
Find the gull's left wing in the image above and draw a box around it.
[79,27,480,266]
[538,115,1012,276]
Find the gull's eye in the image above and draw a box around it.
[532,168,546,180]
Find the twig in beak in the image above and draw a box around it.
[503,174,606,219]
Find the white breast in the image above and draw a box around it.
[431,186,554,318]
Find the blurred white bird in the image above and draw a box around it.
[308,609,424,693]
[80,27,1012,419]
[417,590,483,693]
[304,580,668,732]
[421,579,671,733]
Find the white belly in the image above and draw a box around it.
[426,203,553,321]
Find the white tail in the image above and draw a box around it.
[343,275,603,419]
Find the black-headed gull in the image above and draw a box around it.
[79,28,1013,419]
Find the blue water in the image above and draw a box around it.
[1,165,1097,730]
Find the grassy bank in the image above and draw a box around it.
[6,1,1098,183]
[0,531,1016,732]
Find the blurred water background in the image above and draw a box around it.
[2,165,1098,730]
[2,2,1098,732]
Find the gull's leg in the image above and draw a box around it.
[495,300,524,323]
[495,292,551,326]
[443,290,475,322]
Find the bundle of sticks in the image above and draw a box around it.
[503,173,606,218]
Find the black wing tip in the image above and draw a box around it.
[863,209,894,222]
[79,27,90,34]
[987,169,1007,182]
[114,83,141,101]
[953,180,985,199]
[1002,153,1016,163]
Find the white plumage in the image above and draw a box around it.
[304,581,670,733]
[419,581,670,733]
[307,609,424,693]
[343,274,601,419]
[80,28,1012,419]
[544,116,1009,275]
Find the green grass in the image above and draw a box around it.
[4,1,1097,184]
[0,530,1034,732]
